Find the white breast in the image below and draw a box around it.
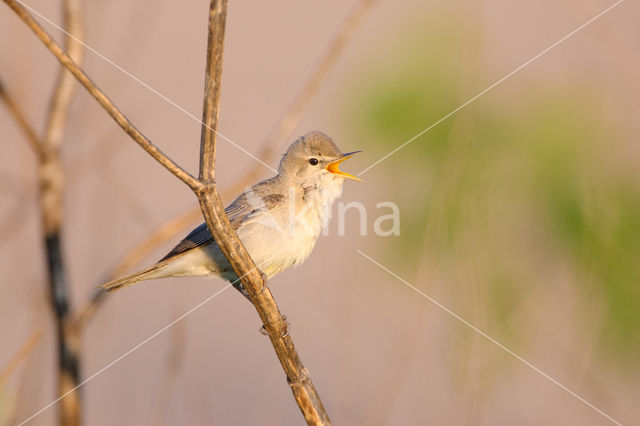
[238,175,344,279]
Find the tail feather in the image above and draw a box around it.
[101,262,168,292]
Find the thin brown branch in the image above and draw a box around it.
[0,330,43,387]
[196,1,330,423]
[36,0,84,424]
[198,0,226,183]
[42,0,84,152]
[0,77,42,155]
[3,0,200,191]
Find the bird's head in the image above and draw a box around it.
[278,131,362,184]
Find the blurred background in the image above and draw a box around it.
[1,0,639,424]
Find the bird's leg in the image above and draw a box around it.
[280,315,289,338]
[234,270,287,336]
[231,280,252,301]
[230,269,266,299]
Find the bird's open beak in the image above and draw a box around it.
[326,151,363,182]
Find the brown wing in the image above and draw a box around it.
[158,192,284,262]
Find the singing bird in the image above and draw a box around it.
[101,131,361,296]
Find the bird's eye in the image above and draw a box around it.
[309,158,319,166]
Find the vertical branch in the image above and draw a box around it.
[195,1,331,424]
[43,0,84,151]
[38,0,84,424]
[198,0,227,183]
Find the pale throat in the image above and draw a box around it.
[303,172,344,231]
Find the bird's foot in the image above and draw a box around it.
[259,315,289,338]
[259,271,268,294]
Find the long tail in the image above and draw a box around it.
[101,261,169,292]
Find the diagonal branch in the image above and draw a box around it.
[3,0,200,191]
[0,77,42,155]
[196,188,333,425]
[195,1,331,424]
[0,330,43,388]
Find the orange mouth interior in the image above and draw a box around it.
[326,153,363,182]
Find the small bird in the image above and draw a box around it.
[101,131,361,296]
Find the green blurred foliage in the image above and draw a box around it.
[344,13,640,359]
